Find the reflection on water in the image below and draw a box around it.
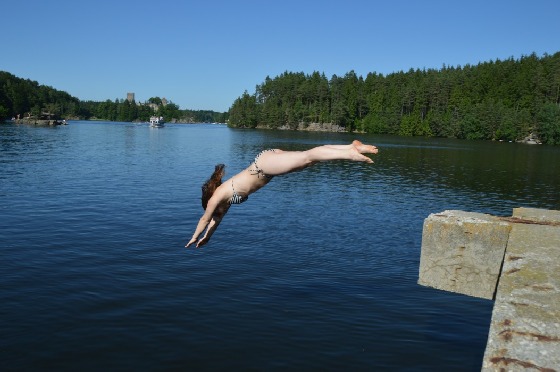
[1,121,559,370]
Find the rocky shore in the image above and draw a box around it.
[9,112,68,126]
[516,132,542,144]
[256,122,348,132]
[14,118,67,126]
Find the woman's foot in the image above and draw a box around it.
[352,140,378,154]
[350,147,374,163]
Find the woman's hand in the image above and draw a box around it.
[185,235,210,248]
[185,237,198,248]
[195,235,210,248]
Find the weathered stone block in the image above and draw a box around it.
[482,221,560,371]
[418,210,512,299]
[513,207,560,223]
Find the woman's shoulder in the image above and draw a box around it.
[216,180,231,194]
[218,178,241,199]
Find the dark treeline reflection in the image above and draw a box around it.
[369,135,560,212]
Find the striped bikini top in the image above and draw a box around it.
[229,179,248,205]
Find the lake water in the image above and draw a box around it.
[1,121,559,371]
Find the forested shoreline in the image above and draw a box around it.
[229,52,560,145]
[2,52,560,144]
[0,71,228,124]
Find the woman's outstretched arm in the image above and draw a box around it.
[192,213,224,248]
[186,211,213,248]
[186,194,219,248]
[186,189,229,248]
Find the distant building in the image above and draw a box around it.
[127,93,135,102]
[162,97,168,107]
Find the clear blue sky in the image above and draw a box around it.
[2,0,559,112]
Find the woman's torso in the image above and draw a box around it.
[219,149,282,205]
[228,167,270,198]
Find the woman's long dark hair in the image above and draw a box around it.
[201,164,225,210]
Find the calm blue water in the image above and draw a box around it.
[1,121,559,371]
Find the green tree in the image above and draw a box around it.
[158,102,181,121]
[148,97,162,105]
[536,102,560,145]
[0,105,8,119]
[229,91,258,128]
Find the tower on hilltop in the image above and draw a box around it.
[127,93,135,103]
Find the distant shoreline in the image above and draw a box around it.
[2,119,543,144]
[256,122,348,133]
[11,118,67,126]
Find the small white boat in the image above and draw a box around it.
[150,116,165,127]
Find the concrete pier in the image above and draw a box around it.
[419,208,560,371]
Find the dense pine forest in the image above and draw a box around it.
[0,71,228,124]
[229,52,560,145]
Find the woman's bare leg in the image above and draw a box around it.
[256,142,376,176]
[317,140,378,154]
[305,145,373,163]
